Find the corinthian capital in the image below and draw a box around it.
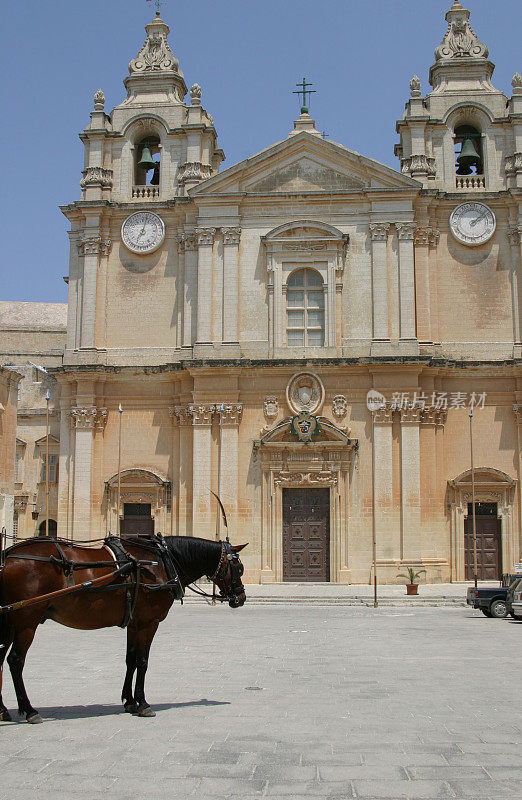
[369,223,390,242]
[187,403,215,426]
[508,228,522,247]
[69,406,108,430]
[396,222,417,241]
[217,403,243,426]
[196,227,217,247]
[415,225,440,247]
[222,227,241,246]
[169,404,192,426]
[77,235,112,257]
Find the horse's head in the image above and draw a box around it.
[211,543,247,608]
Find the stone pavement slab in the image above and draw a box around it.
[0,605,520,800]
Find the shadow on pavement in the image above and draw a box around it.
[3,698,230,722]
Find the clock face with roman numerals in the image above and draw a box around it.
[450,202,496,246]
[121,212,165,254]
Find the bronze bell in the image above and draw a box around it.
[456,138,481,175]
[138,143,156,172]
[150,163,160,186]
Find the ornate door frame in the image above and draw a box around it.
[447,468,516,581]
[255,418,356,583]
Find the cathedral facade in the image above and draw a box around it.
[10,3,522,583]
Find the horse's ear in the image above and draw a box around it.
[231,543,248,553]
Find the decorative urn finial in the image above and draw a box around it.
[190,83,202,106]
[409,74,421,97]
[93,89,105,111]
[513,72,522,94]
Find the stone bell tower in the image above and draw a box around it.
[395,1,522,194]
[61,11,225,363]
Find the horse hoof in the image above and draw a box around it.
[26,713,43,724]
[138,706,156,718]
[0,709,12,722]
[124,702,139,714]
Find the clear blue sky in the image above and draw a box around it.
[1,0,520,304]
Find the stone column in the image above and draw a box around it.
[373,404,396,562]
[176,233,185,348]
[369,224,390,342]
[195,228,216,346]
[513,403,522,564]
[57,388,72,539]
[77,234,111,350]
[399,407,422,562]
[182,233,198,348]
[414,226,440,343]
[509,228,522,352]
[217,404,243,539]
[222,228,241,344]
[69,406,107,539]
[170,405,193,535]
[189,403,215,538]
[396,222,418,344]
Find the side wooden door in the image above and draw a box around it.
[464,515,502,580]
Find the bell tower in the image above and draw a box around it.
[61,11,225,363]
[395,1,522,193]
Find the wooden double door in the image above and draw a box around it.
[464,509,502,580]
[119,503,154,538]
[282,488,330,582]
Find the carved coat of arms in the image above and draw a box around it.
[291,412,319,443]
[286,372,324,415]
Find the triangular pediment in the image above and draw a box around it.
[260,416,351,446]
[191,132,420,197]
[35,434,60,447]
[248,157,365,193]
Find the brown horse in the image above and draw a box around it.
[0,535,246,723]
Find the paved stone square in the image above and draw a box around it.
[0,604,521,800]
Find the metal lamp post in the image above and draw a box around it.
[371,409,378,608]
[45,389,50,537]
[469,406,478,589]
[117,404,123,536]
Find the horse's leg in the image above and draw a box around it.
[0,641,12,722]
[7,626,42,723]
[133,621,159,718]
[0,611,13,721]
[121,628,138,713]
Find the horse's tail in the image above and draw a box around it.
[0,577,12,658]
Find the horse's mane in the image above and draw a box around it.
[166,536,222,584]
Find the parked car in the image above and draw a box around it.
[506,577,522,619]
[466,574,520,618]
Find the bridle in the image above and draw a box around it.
[186,542,245,607]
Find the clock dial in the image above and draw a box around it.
[121,212,165,254]
[450,202,496,246]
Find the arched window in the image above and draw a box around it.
[286,269,325,347]
[135,136,160,187]
[454,125,483,177]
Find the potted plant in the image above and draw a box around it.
[397,566,426,596]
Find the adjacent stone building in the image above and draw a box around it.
[0,366,21,539]
[4,3,522,582]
